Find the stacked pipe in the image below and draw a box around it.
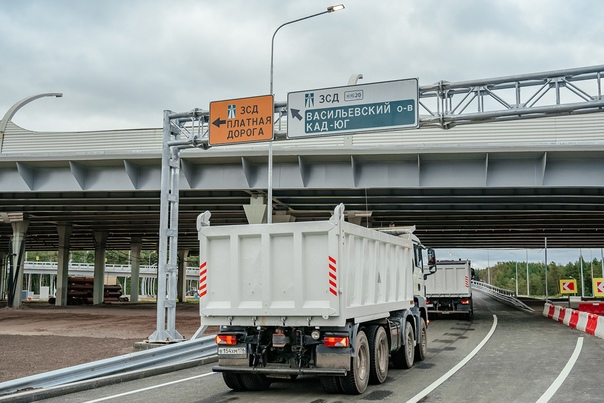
[63,276,123,304]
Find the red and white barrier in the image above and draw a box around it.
[544,302,604,339]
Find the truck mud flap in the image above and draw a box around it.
[316,344,351,371]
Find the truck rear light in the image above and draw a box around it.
[460,299,471,305]
[323,336,349,347]
[215,334,238,345]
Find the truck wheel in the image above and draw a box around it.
[239,373,272,391]
[368,326,389,384]
[339,329,370,394]
[392,321,415,369]
[415,317,427,362]
[222,373,247,391]
[320,376,343,393]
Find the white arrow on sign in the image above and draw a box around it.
[597,281,604,293]
[562,282,574,291]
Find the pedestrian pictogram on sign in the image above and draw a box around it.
[209,95,274,146]
[559,279,577,294]
[593,278,604,297]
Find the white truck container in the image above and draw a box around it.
[197,204,436,395]
[425,259,473,320]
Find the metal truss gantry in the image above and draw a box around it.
[151,64,604,342]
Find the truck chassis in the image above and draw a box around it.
[214,302,428,394]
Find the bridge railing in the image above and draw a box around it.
[472,280,535,313]
[471,280,516,297]
[23,261,199,278]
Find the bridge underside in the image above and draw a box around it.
[2,147,604,251]
[4,66,604,253]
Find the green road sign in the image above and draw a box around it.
[287,78,418,139]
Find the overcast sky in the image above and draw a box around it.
[2,0,604,273]
[2,0,604,132]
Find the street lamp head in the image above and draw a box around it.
[0,92,64,133]
[327,4,345,12]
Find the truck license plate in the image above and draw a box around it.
[218,346,247,357]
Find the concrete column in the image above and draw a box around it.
[93,231,108,305]
[55,224,72,307]
[9,216,29,308]
[130,238,142,303]
[177,249,189,303]
[0,251,6,301]
[243,195,267,224]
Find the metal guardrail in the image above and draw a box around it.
[0,335,217,396]
[472,280,535,313]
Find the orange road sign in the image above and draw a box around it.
[209,95,274,146]
[560,279,577,294]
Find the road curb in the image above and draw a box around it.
[543,302,604,339]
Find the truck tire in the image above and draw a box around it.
[392,321,415,369]
[320,376,343,393]
[368,326,389,384]
[239,373,272,391]
[414,317,427,362]
[339,329,370,394]
[222,373,247,391]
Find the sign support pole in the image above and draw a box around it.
[149,110,184,343]
[545,237,548,302]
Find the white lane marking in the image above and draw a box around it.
[82,371,217,403]
[536,337,583,403]
[406,314,498,403]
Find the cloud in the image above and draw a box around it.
[1,0,603,132]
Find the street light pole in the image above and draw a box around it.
[267,4,344,223]
[526,249,530,296]
[487,250,491,284]
[545,237,549,301]
[1,92,63,134]
[1,92,62,307]
[587,248,594,296]
[580,248,585,298]
[511,252,518,297]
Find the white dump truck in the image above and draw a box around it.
[197,204,436,395]
[425,259,474,320]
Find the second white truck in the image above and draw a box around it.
[197,204,436,395]
[424,259,474,320]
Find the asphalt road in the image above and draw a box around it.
[32,292,604,403]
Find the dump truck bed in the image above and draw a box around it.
[197,205,414,327]
[425,260,472,297]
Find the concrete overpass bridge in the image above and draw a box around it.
[19,261,199,299]
[2,64,604,315]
